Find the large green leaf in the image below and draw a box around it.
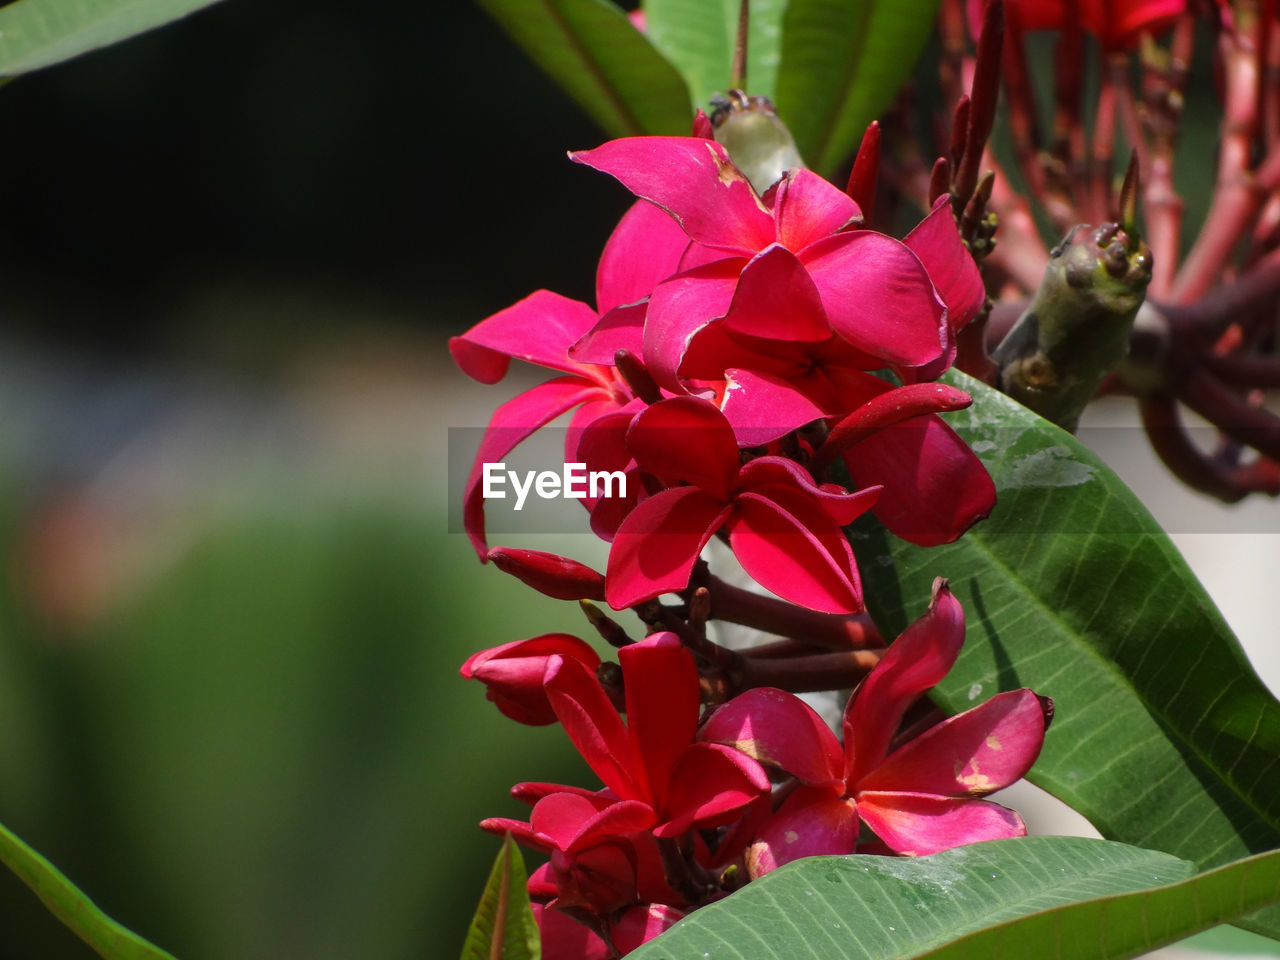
[460,834,540,960]
[629,838,1280,960]
[0,0,223,78]
[0,817,177,959]
[476,0,692,137]
[642,0,788,109]
[851,371,1280,937]
[775,0,941,177]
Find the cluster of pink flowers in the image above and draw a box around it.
[453,127,1047,956]
[453,131,996,612]
[464,584,1048,957]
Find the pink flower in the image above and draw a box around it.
[544,632,771,837]
[605,397,880,612]
[571,138,977,390]
[701,581,1049,874]
[460,634,601,726]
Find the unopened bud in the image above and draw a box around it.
[460,634,601,725]
[487,547,606,602]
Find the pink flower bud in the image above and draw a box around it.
[460,634,601,725]
[487,547,606,601]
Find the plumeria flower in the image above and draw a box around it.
[606,397,880,612]
[544,631,770,837]
[571,137,981,391]
[701,580,1050,875]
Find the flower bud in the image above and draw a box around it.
[487,547,607,601]
[460,634,601,725]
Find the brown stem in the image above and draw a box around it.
[1199,350,1280,387]
[731,0,749,91]
[1180,367,1280,462]
[737,649,883,694]
[1138,394,1271,501]
[1171,243,1280,336]
[706,574,882,650]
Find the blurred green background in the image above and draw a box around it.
[0,1,636,956]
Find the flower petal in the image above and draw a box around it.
[905,196,985,337]
[745,786,858,878]
[571,137,775,252]
[771,168,861,251]
[596,199,691,314]
[569,302,647,366]
[610,904,686,954]
[530,793,657,853]
[727,488,864,613]
[722,244,830,342]
[844,581,965,782]
[534,903,611,960]
[463,377,605,556]
[720,368,829,446]
[642,259,743,391]
[626,397,739,498]
[619,633,700,815]
[701,687,845,786]
[450,290,602,384]
[856,791,1026,856]
[655,742,771,837]
[737,456,880,526]
[860,689,1047,796]
[544,653,644,801]
[605,487,731,609]
[801,232,947,370]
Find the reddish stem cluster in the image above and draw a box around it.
[935,0,1280,500]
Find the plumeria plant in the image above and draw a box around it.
[0,0,1279,959]
[455,1,1280,959]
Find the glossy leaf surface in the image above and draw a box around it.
[477,0,691,137]
[0,0,223,77]
[629,838,1280,960]
[851,371,1280,937]
[775,0,942,177]
[643,0,787,108]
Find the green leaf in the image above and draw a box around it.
[460,834,540,960]
[642,0,787,109]
[851,371,1280,937]
[775,0,941,177]
[629,837,1280,960]
[475,0,692,138]
[0,0,224,79]
[0,817,177,959]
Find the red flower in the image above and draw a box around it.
[544,631,770,837]
[701,581,1049,874]
[605,397,879,612]
[571,137,964,390]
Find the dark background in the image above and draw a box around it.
[0,1,634,956]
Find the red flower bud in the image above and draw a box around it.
[460,634,601,725]
[487,547,607,602]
